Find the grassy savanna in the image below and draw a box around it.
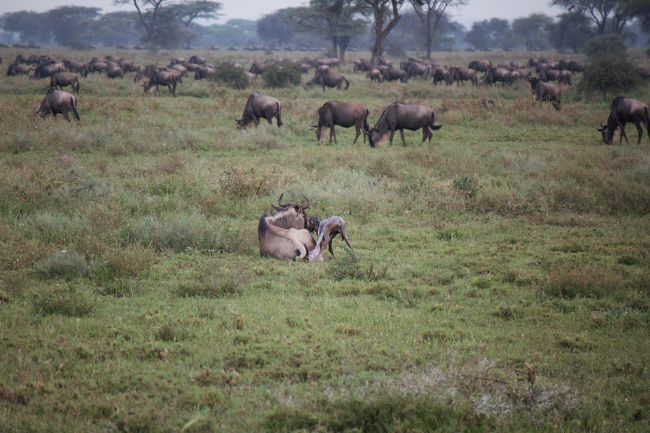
[0,47,649,433]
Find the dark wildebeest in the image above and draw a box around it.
[309,67,350,91]
[50,72,80,94]
[401,59,431,79]
[63,59,88,76]
[314,101,370,145]
[37,88,80,122]
[381,66,408,83]
[529,77,561,111]
[258,195,317,260]
[194,65,215,80]
[249,60,266,75]
[468,60,492,73]
[6,63,31,76]
[432,66,452,85]
[236,92,283,128]
[368,102,443,147]
[33,62,65,79]
[106,63,124,79]
[366,68,382,82]
[188,55,207,65]
[143,69,181,96]
[483,67,513,85]
[449,67,478,86]
[353,58,372,72]
[597,96,650,145]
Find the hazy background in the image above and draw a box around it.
[0,0,563,26]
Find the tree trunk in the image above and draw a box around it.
[369,0,401,66]
[426,15,433,59]
[338,37,350,64]
[331,36,339,59]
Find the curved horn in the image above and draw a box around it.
[301,195,310,209]
[277,193,286,208]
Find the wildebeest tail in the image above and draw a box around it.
[72,97,80,121]
[363,109,370,133]
[644,106,650,130]
[75,77,80,94]
[430,112,443,130]
[276,101,283,127]
[344,77,350,90]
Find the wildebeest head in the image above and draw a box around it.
[267,193,311,230]
[36,87,54,118]
[597,119,616,145]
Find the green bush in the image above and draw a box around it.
[212,63,249,89]
[580,34,641,95]
[36,251,90,280]
[584,34,627,60]
[263,63,301,88]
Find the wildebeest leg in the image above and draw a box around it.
[422,127,431,143]
[634,121,643,144]
[389,128,395,145]
[331,126,337,144]
[63,111,71,122]
[619,123,628,144]
[353,125,360,144]
[267,117,273,125]
[399,129,406,146]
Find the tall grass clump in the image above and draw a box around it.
[543,264,623,299]
[32,284,95,317]
[121,213,222,252]
[36,251,90,280]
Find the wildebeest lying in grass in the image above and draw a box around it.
[236,92,283,128]
[368,102,443,147]
[529,77,561,111]
[258,194,317,260]
[597,96,650,145]
[50,72,80,94]
[314,101,369,145]
[37,88,80,122]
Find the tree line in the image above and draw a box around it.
[0,0,648,63]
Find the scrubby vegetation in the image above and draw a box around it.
[0,47,649,433]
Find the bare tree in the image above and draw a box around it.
[113,0,167,47]
[409,0,466,59]
[359,0,404,65]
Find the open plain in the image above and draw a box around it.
[0,48,649,432]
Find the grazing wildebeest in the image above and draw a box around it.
[366,68,382,82]
[236,92,283,128]
[401,59,431,79]
[194,65,215,80]
[143,69,181,96]
[50,72,80,94]
[381,66,408,83]
[529,77,561,111]
[449,67,478,86]
[353,58,372,72]
[307,216,352,262]
[33,62,65,79]
[37,88,80,122]
[432,66,452,85]
[314,101,370,145]
[258,195,318,260]
[483,67,513,85]
[368,102,443,147]
[106,63,124,79]
[597,96,650,145]
[309,67,349,91]
[63,59,88,76]
[188,55,207,65]
[6,63,31,76]
[249,60,266,75]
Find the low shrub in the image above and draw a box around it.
[543,264,622,299]
[36,251,90,280]
[263,63,301,88]
[212,63,249,89]
[32,284,95,316]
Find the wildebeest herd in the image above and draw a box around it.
[5,51,650,260]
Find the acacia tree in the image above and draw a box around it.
[407,0,466,59]
[293,0,365,62]
[511,13,553,50]
[48,6,101,49]
[359,0,404,65]
[0,11,52,44]
[552,0,632,34]
[170,0,221,47]
[113,0,166,47]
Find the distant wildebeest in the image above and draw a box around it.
[143,69,181,96]
[6,63,32,76]
[368,102,443,147]
[249,60,266,75]
[50,72,80,94]
[449,67,478,86]
[314,101,370,145]
[33,62,65,79]
[401,59,431,79]
[468,60,492,73]
[353,58,372,72]
[63,59,88,76]
[529,77,561,111]
[483,67,513,85]
[37,88,80,122]
[188,55,207,65]
[308,66,350,91]
[314,57,340,68]
[366,68,382,82]
[258,195,317,260]
[236,92,283,128]
[597,96,650,145]
[106,63,124,79]
[194,65,215,80]
[432,66,452,85]
[381,66,409,83]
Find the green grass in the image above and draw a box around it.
[0,47,649,433]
